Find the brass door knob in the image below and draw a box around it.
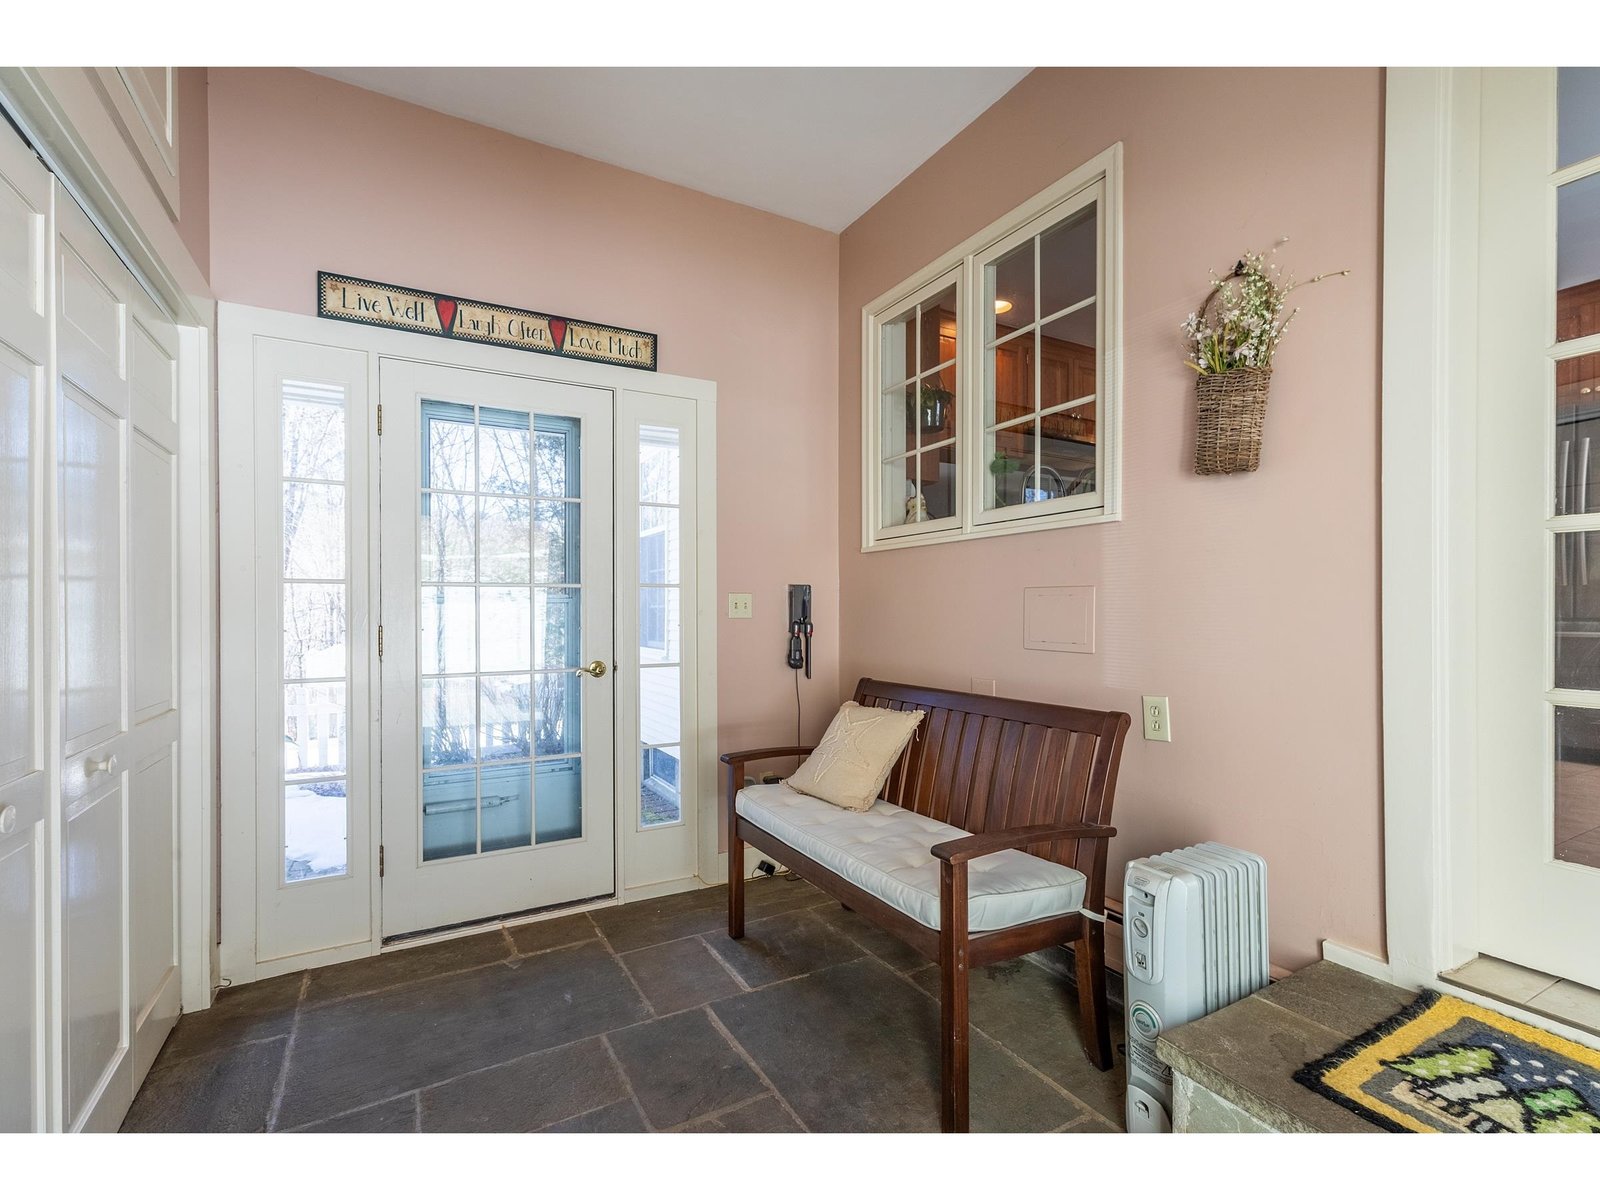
[576,659,608,679]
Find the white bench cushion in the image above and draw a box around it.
[735,783,1087,933]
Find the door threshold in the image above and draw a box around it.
[1441,955,1600,1038]
[382,891,616,950]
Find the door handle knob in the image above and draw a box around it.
[0,805,15,835]
[86,754,118,776]
[576,659,608,679]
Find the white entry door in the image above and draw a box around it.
[379,360,615,936]
[1476,68,1600,988]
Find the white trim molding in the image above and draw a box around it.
[1379,68,1484,990]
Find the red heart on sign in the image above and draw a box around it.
[436,298,457,332]
[548,317,567,352]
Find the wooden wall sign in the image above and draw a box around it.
[317,271,658,371]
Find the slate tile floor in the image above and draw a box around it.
[122,876,1126,1134]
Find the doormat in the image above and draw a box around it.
[1294,989,1600,1132]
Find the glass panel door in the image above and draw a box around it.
[380,360,613,937]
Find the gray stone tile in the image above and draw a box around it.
[159,971,304,1063]
[1527,978,1600,1036]
[508,912,598,956]
[539,1099,647,1133]
[1157,993,1375,1133]
[712,957,1079,1133]
[420,1036,628,1132]
[302,930,511,1006]
[590,878,825,953]
[681,1094,803,1133]
[709,909,865,988]
[908,957,1127,1124]
[274,942,650,1129]
[1441,955,1559,1007]
[121,1037,286,1133]
[607,1009,766,1129]
[621,937,744,1015]
[809,903,930,973]
[1260,960,1413,1037]
[289,1094,418,1133]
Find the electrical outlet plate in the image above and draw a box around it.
[727,592,753,618]
[1141,696,1171,742]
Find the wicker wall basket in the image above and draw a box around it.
[1194,367,1272,475]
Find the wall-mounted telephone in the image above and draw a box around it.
[787,583,813,679]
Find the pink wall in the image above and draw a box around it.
[837,68,1385,969]
[206,69,844,808]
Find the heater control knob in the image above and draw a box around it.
[1132,916,1150,938]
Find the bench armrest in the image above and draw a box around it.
[930,823,1117,865]
[719,746,814,769]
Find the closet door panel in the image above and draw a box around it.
[0,124,50,1133]
[56,189,133,1131]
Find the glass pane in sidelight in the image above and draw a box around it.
[533,587,581,670]
[1039,308,1097,412]
[1554,706,1600,870]
[534,500,578,584]
[987,420,1035,510]
[479,761,533,853]
[283,482,345,580]
[640,426,680,504]
[282,582,346,680]
[641,745,682,827]
[919,284,957,371]
[1038,204,1098,319]
[422,400,475,492]
[479,496,531,584]
[284,779,347,881]
[282,383,345,480]
[1555,382,1600,517]
[479,674,532,761]
[421,676,477,767]
[1559,69,1600,170]
[879,302,916,388]
[1557,172,1600,343]
[479,587,531,673]
[639,506,680,584]
[533,671,580,757]
[284,682,347,779]
[420,493,475,583]
[478,409,530,495]
[917,443,956,521]
[1554,532,1600,690]
[880,454,917,528]
[535,758,583,844]
[640,586,681,666]
[421,768,477,861]
[987,241,1035,342]
[533,419,578,499]
[419,586,476,676]
[640,665,681,746]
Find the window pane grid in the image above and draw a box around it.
[281,377,350,883]
[639,425,684,828]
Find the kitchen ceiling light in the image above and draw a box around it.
[994,298,1013,314]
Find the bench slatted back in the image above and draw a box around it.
[855,678,1131,903]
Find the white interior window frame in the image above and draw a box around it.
[860,143,1123,552]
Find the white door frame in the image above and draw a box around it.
[1369,68,1600,1046]
[217,301,718,987]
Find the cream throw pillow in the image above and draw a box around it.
[786,701,925,812]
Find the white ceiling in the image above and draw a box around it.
[310,67,1030,232]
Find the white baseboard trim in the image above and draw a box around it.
[1320,938,1397,983]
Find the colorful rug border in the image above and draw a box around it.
[1293,988,1600,1133]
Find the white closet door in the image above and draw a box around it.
[55,188,135,1132]
[0,117,54,1135]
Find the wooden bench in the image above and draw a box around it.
[721,677,1131,1133]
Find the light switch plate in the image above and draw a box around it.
[1023,585,1095,653]
[1142,696,1172,742]
[727,593,753,619]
